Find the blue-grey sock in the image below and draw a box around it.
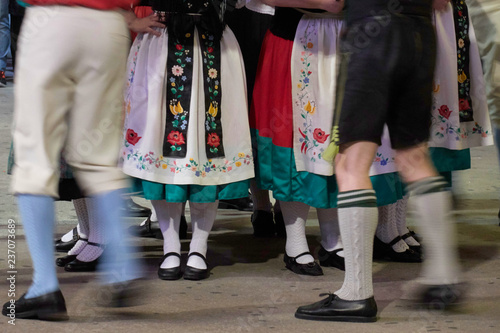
[92,189,142,284]
[17,195,59,299]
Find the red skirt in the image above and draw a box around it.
[250,30,294,149]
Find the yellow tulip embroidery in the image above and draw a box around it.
[169,101,184,115]
[208,102,218,117]
[304,101,315,115]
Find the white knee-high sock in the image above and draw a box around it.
[317,207,343,256]
[395,195,420,247]
[280,201,313,264]
[68,198,90,256]
[150,204,158,222]
[77,198,104,262]
[152,200,182,269]
[335,190,378,301]
[188,201,218,269]
[408,178,461,285]
[376,203,409,253]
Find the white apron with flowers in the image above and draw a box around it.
[429,4,493,149]
[121,28,254,185]
[290,11,398,176]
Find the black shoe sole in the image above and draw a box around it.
[183,267,210,281]
[294,312,377,323]
[158,267,183,281]
[15,310,69,321]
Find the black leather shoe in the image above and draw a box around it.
[318,246,345,271]
[184,252,210,281]
[251,210,276,237]
[284,252,323,276]
[158,252,182,280]
[274,211,286,238]
[2,290,68,321]
[122,198,151,217]
[295,293,377,322]
[154,215,189,240]
[54,227,81,252]
[373,236,422,262]
[218,196,253,211]
[65,258,99,272]
[419,284,465,310]
[128,216,157,238]
[56,255,77,267]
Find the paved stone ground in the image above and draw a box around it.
[1,61,500,333]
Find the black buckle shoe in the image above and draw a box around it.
[284,252,323,276]
[2,290,68,321]
[218,196,254,211]
[373,236,422,262]
[158,252,182,280]
[251,210,276,237]
[401,232,422,254]
[56,255,77,267]
[318,246,345,271]
[128,216,157,238]
[295,293,377,322]
[64,242,103,272]
[122,198,151,217]
[54,227,80,252]
[184,252,210,281]
[65,258,100,272]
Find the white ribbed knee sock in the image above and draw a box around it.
[152,200,182,269]
[68,198,90,256]
[395,195,420,247]
[335,190,378,301]
[188,201,218,269]
[408,178,461,285]
[77,198,104,262]
[280,201,313,264]
[377,203,409,253]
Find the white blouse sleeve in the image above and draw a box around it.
[237,0,275,15]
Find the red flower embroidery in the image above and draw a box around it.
[167,131,185,146]
[126,129,141,145]
[313,128,329,144]
[438,105,452,119]
[207,133,221,147]
[207,46,214,53]
[459,98,470,111]
[176,44,183,51]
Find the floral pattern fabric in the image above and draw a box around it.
[452,0,474,122]
[429,5,493,149]
[164,20,225,159]
[291,15,342,176]
[290,13,399,176]
[121,26,254,186]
